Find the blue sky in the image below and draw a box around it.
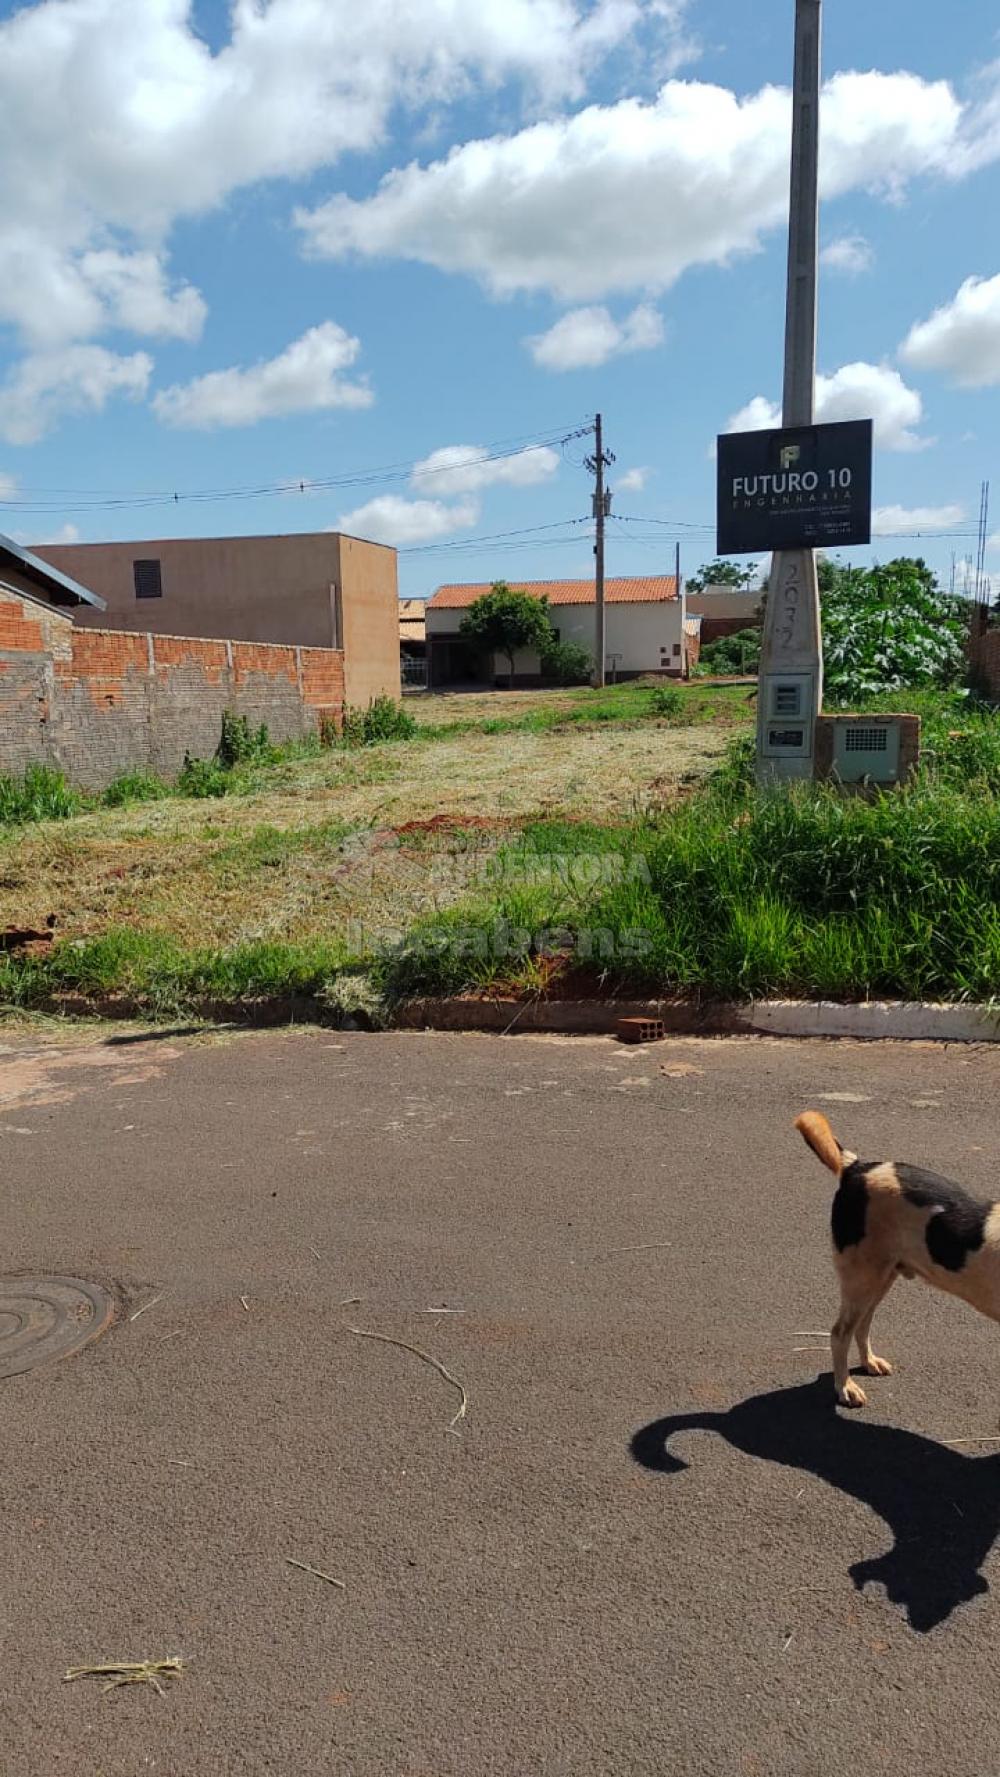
[0,0,998,599]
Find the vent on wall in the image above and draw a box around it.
[844,727,888,753]
[134,559,162,600]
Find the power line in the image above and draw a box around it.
[0,420,593,515]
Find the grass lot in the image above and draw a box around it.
[0,683,746,1011]
[4,681,1000,1016]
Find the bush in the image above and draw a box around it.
[341,696,418,746]
[0,764,80,825]
[650,686,683,719]
[217,711,275,768]
[177,754,232,798]
[540,638,592,686]
[103,771,171,807]
[697,629,761,676]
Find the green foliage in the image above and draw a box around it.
[650,686,683,719]
[102,771,171,807]
[217,711,275,768]
[686,560,758,593]
[341,695,418,746]
[820,557,965,701]
[697,628,761,676]
[539,636,592,686]
[0,764,80,825]
[177,754,232,798]
[460,582,554,682]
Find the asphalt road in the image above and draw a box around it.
[2,1025,1000,1776]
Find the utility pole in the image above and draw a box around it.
[755,0,823,783]
[585,414,614,688]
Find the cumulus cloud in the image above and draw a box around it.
[0,346,152,446]
[527,302,663,370]
[412,442,559,495]
[0,471,17,501]
[28,521,82,546]
[821,234,874,276]
[900,272,1000,388]
[617,466,650,493]
[152,323,371,429]
[337,494,479,546]
[724,363,930,453]
[872,504,965,535]
[0,0,656,355]
[298,70,981,300]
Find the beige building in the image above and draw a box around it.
[425,575,683,686]
[36,530,399,707]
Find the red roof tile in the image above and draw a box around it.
[428,576,678,609]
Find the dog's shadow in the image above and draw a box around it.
[631,1377,1000,1632]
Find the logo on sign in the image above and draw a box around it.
[779,444,801,470]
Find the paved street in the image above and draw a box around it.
[2,1025,1000,1775]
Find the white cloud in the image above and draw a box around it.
[27,522,82,546]
[821,234,874,276]
[0,346,152,446]
[337,494,479,546]
[725,363,930,453]
[617,466,650,493]
[872,504,965,535]
[527,302,663,370]
[412,442,559,496]
[0,0,655,355]
[0,472,17,501]
[900,273,1000,388]
[152,322,371,429]
[298,69,980,300]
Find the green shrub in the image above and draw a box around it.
[103,771,171,807]
[217,711,275,768]
[177,754,232,798]
[650,686,683,719]
[0,764,80,825]
[342,696,418,746]
[540,638,592,686]
[697,629,761,676]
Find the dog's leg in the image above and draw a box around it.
[854,1274,896,1379]
[831,1264,895,1407]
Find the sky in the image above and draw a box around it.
[0,0,998,601]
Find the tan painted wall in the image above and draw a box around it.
[338,532,401,707]
[35,533,400,703]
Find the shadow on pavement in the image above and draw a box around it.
[630,1377,1000,1632]
[103,1027,209,1046]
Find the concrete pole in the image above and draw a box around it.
[756,0,824,783]
[593,412,606,689]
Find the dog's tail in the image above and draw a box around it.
[794,1110,854,1178]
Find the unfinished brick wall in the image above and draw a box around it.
[969,612,1000,700]
[0,585,344,790]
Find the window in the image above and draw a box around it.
[672,643,681,657]
[134,559,162,599]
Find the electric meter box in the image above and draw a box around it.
[760,673,815,758]
[814,714,921,787]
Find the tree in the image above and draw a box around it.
[685,559,758,593]
[820,557,966,701]
[460,583,555,686]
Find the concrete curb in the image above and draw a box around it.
[394,996,1000,1044]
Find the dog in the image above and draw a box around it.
[795,1109,1000,1408]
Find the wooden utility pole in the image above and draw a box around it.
[585,414,614,688]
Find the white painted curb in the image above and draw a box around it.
[736,1000,1000,1044]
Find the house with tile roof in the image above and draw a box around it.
[425,575,690,688]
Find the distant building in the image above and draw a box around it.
[0,532,105,613]
[425,575,683,687]
[399,597,427,690]
[685,585,762,644]
[36,530,399,707]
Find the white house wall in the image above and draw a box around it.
[426,599,683,676]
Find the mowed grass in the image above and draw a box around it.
[0,696,737,958]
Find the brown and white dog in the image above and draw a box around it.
[795,1110,1000,1408]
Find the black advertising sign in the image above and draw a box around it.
[716,418,873,555]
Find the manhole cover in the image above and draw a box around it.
[0,1277,116,1379]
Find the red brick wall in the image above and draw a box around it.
[0,585,344,790]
